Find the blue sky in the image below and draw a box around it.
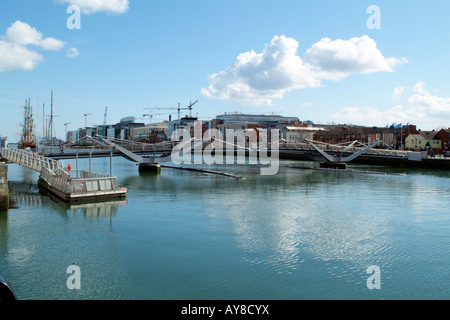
[1,0,450,142]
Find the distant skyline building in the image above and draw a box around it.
[214,113,300,138]
[0,136,7,149]
[216,113,299,127]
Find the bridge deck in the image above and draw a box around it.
[41,140,450,170]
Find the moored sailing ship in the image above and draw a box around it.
[18,98,37,150]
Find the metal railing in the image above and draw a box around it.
[69,169,111,179]
[40,166,122,195]
[1,148,124,197]
[1,148,64,173]
[280,141,409,158]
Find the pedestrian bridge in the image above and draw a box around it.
[0,148,127,203]
[1,147,64,173]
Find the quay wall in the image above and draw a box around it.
[278,150,450,170]
[0,162,8,210]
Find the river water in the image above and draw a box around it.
[1,156,449,300]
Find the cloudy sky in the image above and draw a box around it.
[1,0,450,142]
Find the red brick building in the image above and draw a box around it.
[436,128,450,152]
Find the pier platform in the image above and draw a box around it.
[38,168,127,203]
[1,148,127,204]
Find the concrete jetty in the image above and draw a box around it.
[0,162,8,210]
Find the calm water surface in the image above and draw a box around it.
[1,157,449,300]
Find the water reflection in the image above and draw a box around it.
[198,168,312,274]
[68,201,127,220]
[3,156,449,299]
[129,163,397,276]
[7,181,127,219]
[0,208,9,265]
[1,180,134,300]
[203,167,396,276]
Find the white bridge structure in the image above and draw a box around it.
[304,139,382,169]
[0,148,127,203]
[1,147,64,173]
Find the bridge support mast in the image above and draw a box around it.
[304,139,381,170]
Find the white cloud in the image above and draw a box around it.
[59,0,129,14]
[3,20,64,50]
[412,81,427,94]
[330,105,408,127]
[202,35,321,106]
[202,35,406,106]
[0,41,43,72]
[67,47,80,58]
[331,82,450,130]
[393,86,405,101]
[304,36,407,80]
[408,82,450,116]
[39,37,65,51]
[0,21,65,73]
[3,20,42,46]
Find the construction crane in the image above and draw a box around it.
[84,113,92,128]
[145,100,199,120]
[184,100,198,118]
[142,112,173,123]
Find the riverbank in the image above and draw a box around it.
[278,150,450,170]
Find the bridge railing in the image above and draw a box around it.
[280,142,408,158]
[41,166,122,195]
[1,148,64,173]
[41,167,70,194]
[69,169,111,180]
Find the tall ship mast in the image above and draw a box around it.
[18,98,37,150]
